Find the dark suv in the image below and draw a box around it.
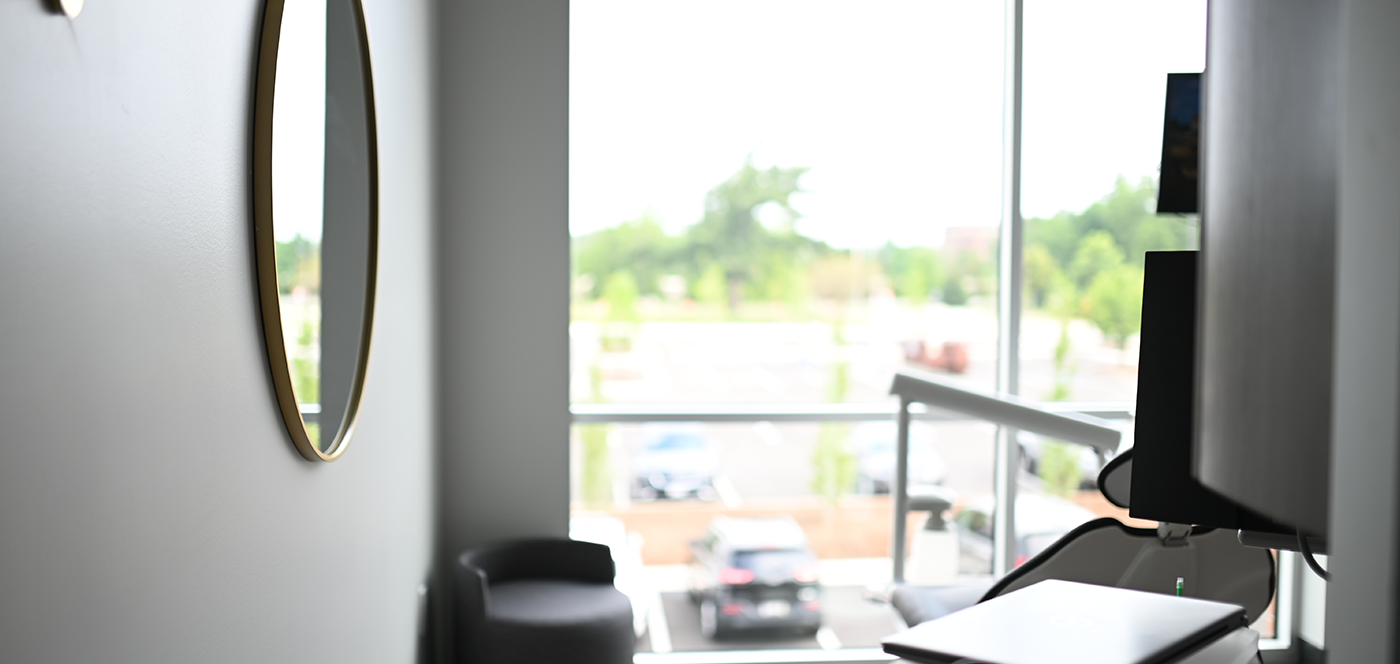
[687,516,821,639]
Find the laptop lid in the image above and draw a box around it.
[882,580,1247,664]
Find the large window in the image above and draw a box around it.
[1018,0,1206,405]
[567,2,1280,660]
[572,2,1004,654]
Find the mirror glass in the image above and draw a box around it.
[256,0,377,461]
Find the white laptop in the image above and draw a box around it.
[882,580,1249,664]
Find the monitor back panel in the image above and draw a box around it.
[1130,251,1290,534]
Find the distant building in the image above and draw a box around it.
[942,226,999,260]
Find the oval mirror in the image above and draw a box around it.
[253,0,378,461]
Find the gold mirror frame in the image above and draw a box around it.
[47,0,84,18]
[252,0,379,462]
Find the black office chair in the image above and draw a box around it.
[455,538,634,664]
[892,450,1276,627]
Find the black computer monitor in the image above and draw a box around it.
[1129,251,1292,534]
[1156,73,1201,215]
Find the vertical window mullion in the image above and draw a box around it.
[993,0,1025,580]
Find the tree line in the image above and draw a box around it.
[574,162,1194,506]
[573,160,1196,347]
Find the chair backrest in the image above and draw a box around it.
[979,449,1276,622]
[455,538,617,625]
[459,537,615,586]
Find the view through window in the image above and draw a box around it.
[567,1,1253,657]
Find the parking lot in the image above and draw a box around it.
[645,585,902,653]
[574,490,1145,655]
[571,310,1142,654]
[612,558,918,654]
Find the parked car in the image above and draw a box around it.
[688,516,822,639]
[852,421,947,494]
[631,423,719,500]
[952,492,1097,575]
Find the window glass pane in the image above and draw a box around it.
[1015,4,1204,548]
[572,1,1009,651]
[1013,6,1282,643]
[1018,0,1206,406]
[570,0,1006,407]
[570,420,998,652]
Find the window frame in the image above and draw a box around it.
[567,0,1297,659]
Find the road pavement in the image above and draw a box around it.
[637,586,903,654]
[572,308,1137,508]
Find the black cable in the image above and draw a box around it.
[1297,529,1331,582]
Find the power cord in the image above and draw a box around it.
[1297,529,1330,582]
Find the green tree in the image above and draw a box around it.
[1040,278,1081,495]
[574,213,678,299]
[602,271,641,323]
[1025,213,1080,271]
[1023,244,1061,309]
[578,364,612,508]
[942,277,969,306]
[1076,177,1190,264]
[601,271,641,351]
[292,320,319,406]
[1046,272,1081,320]
[686,157,810,310]
[756,251,810,305]
[1084,264,1145,349]
[275,234,320,294]
[1068,230,1125,291]
[1026,177,1195,271]
[693,263,728,306]
[812,423,856,506]
[1039,441,1081,498]
[1048,326,1075,402]
[1045,272,1079,402]
[945,249,995,301]
[571,161,835,312]
[878,244,945,303]
[812,324,856,505]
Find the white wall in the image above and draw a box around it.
[434,3,570,657]
[0,1,435,662]
[1326,0,1400,659]
[436,0,570,552]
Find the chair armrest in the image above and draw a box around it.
[454,564,489,625]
